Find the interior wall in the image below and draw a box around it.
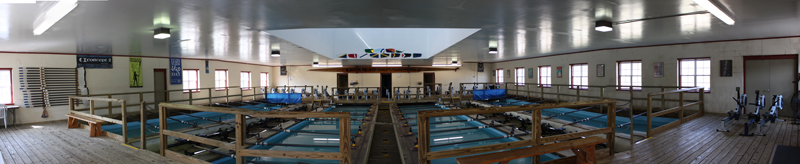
[491,37,800,114]
[0,53,272,124]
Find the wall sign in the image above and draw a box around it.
[280,66,287,75]
[720,60,732,77]
[477,63,484,72]
[169,58,182,84]
[527,68,534,78]
[129,57,143,87]
[597,64,605,77]
[654,62,664,78]
[76,55,113,68]
[556,66,562,78]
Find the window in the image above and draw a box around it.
[515,68,525,86]
[538,66,551,88]
[260,72,268,88]
[496,69,504,83]
[679,58,711,92]
[0,68,12,105]
[215,70,228,90]
[182,69,200,92]
[617,61,642,90]
[570,64,588,89]
[240,71,251,90]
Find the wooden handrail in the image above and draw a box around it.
[646,88,705,138]
[455,136,608,164]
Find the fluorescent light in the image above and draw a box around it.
[270,50,280,57]
[153,28,170,39]
[32,0,78,35]
[488,47,498,54]
[693,0,735,25]
[372,64,401,67]
[595,26,612,32]
[312,62,319,67]
[433,136,463,141]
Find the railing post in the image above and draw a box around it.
[339,115,352,164]
[540,86,544,100]
[108,94,112,117]
[600,87,605,113]
[208,88,212,106]
[576,87,580,101]
[140,101,146,150]
[607,101,616,156]
[158,104,167,156]
[646,94,653,138]
[527,84,531,99]
[90,100,95,115]
[629,86,634,114]
[235,113,244,164]
[253,87,257,101]
[68,97,74,113]
[556,86,561,103]
[121,100,128,144]
[660,87,666,112]
[532,109,542,164]
[188,90,193,105]
[418,115,431,164]
[699,88,705,115]
[679,92,684,122]
[226,87,230,103]
[139,93,143,105]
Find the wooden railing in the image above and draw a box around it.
[68,96,129,143]
[157,103,352,164]
[646,87,705,137]
[415,99,618,164]
[331,87,383,101]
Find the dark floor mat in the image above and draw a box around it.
[771,145,800,164]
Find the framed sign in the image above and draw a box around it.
[654,62,664,78]
[527,68,534,78]
[506,70,510,76]
[129,57,143,87]
[477,63,484,72]
[720,60,732,77]
[169,58,182,84]
[596,64,605,77]
[556,66,562,78]
[77,55,113,68]
[280,66,287,76]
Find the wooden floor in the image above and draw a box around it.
[0,121,180,164]
[603,114,800,164]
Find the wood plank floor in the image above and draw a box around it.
[603,114,800,164]
[0,121,181,164]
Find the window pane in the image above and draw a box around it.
[632,62,641,76]
[0,70,10,104]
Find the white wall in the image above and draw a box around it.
[491,37,800,114]
[0,53,272,124]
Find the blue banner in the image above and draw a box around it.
[169,58,182,84]
[264,93,303,104]
[473,89,507,100]
[76,55,113,68]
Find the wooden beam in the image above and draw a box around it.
[69,96,126,103]
[158,103,253,115]
[647,87,704,96]
[238,149,342,160]
[235,114,244,164]
[162,130,236,150]
[426,139,538,160]
[455,137,608,164]
[650,120,682,136]
[418,99,616,118]
[250,111,350,119]
[650,101,702,117]
[69,111,124,124]
[165,150,212,164]
[539,128,613,143]
[339,117,351,164]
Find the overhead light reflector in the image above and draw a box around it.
[372,64,401,67]
[488,47,498,54]
[594,20,613,32]
[32,0,78,35]
[692,0,735,25]
[270,50,280,57]
[153,28,170,39]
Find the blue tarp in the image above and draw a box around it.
[265,93,302,103]
[473,89,507,100]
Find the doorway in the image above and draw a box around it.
[744,55,798,117]
[337,73,348,95]
[423,73,435,95]
[381,73,392,98]
[153,69,167,108]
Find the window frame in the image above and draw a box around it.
[240,71,251,90]
[182,69,200,93]
[678,58,712,93]
[215,69,228,91]
[616,60,643,91]
[538,65,551,88]
[569,63,589,90]
[0,68,13,105]
[260,72,268,88]
[515,67,525,86]
[496,69,504,84]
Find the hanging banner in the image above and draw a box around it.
[205,59,210,73]
[130,57,143,87]
[169,58,182,84]
[76,55,113,68]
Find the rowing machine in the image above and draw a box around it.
[740,90,764,136]
[717,87,745,132]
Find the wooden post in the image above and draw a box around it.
[139,93,144,105]
[629,99,634,154]
[235,114,244,164]
[68,97,74,113]
[226,87,230,103]
[240,87,244,102]
[108,94,113,117]
[90,100,95,115]
[600,87,605,113]
[339,116,351,164]
[629,86,634,114]
[646,95,653,138]
[527,84,531,99]
[679,92,684,122]
[208,88,212,105]
[122,100,128,143]
[532,109,542,164]
[189,90,193,105]
[418,116,431,164]
[158,105,167,156]
[699,88,705,115]
[576,88,580,101]
[253,87,257,101]
[140,101,146,150]
[660,87,665,112]
[607,101,616,156]
[556,86,561,103]
[540,86,544,100]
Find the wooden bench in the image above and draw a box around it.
[66,114,106,137]
[456,136,608,164]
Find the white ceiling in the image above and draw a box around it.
[0,0,798,66]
